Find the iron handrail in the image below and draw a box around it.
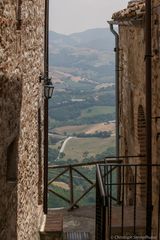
[96,165,108,207]
[95,162,160,240]
[48,155,144,169]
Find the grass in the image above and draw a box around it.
[80,106,115,118]
[63,136,115,161]
[53,122,115,136]
[54,124,89,135]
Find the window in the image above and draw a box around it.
[6,138,18,182]
[16,0,22,30]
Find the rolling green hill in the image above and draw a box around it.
[48,28,116,208]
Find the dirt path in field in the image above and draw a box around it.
[59,137,74,153]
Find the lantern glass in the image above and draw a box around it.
[44,82,54,99]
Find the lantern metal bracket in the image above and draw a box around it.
[39,74,51,84]
[39,74,54,99]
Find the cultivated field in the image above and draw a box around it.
[62,136,115,161]
[80,106,115,118]
[54,122,115,135]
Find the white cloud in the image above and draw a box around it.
[49,0,129,34]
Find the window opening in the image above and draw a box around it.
[6,138,18,182]
[16,0,22,30]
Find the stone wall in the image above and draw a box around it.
[119,24,146,160]
[114,0,160,237]
[0,0,45,239]
[151,0,160,236]
[118,23,147,206]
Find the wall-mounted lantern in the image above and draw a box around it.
[39,74,54,99]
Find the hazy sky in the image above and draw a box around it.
[49,0,129,34]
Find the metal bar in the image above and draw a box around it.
[121,165,124,236]
[102,205,106,240]
[43,102,48,214]
[48,167,69,185]
[49,159,106,169]
[108,22,121,205]
[158,176,160,240]
[38,109,42,204]
[100,163,160,167]
[95,171,100,240]
[104,166,118,179]
[110,166,112,238]
[145,0,152,236]
[105,182,144,186]
[43,0,49,215]
[133,166,137,234]
[48,155,145,169]
[117,164,121,204]
[107,22,119,159]
[106,165,111,240]
[69,183,96,210]
[69,166,74,207]
[107,194,118,202]
[105,159,123,164]
[72,167,94,185]
[48,189,71,204]
[96,165,107,205]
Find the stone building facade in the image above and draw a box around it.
[112,0,160,237]
[0,0,45,239]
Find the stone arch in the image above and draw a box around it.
[137,104,147,204]
[137,105,146,159]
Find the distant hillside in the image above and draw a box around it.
[49,28,115,83]
[49,28,114,51]
[70,28,114,51]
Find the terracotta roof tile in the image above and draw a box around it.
[112,0,145,21]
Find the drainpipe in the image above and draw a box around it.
[43,0,49,214]
[108,22,120,203]
[145,0,152,236]
[108,22,119,158]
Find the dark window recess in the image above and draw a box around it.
[16,0,22,30]
[6,138,18,182]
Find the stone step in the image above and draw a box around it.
[64,232,91,240]
[107,206,146,239]
[111,226,145,237]
[40,213,63,240]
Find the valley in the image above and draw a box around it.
[48,28,116,207]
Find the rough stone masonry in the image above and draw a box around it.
[112,0,160,237]
[0,0,45,239]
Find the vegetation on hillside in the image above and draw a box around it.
[48,28,116,208]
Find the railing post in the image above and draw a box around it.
[117,165,121,204]
[95,165,107,240]
[69,165,74,209]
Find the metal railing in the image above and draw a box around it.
[48,156,136,210]
[95,165,108,240]
[48,159,107,210]
[95,159,160,240]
